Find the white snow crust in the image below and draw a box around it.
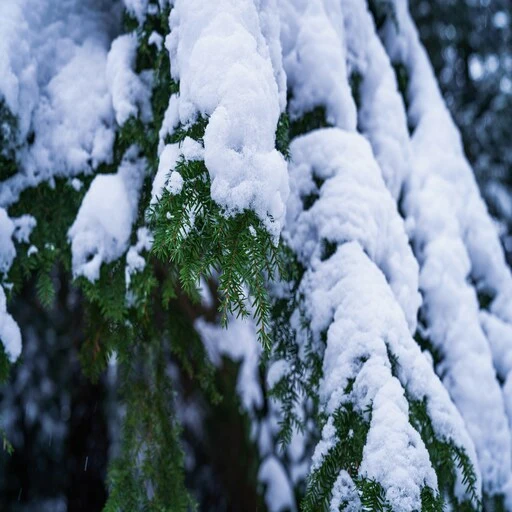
[343,0,412,199]
[0,286,21,362]
[278,0,357,130]
[106,33,153,126]
[381,0,512,495]
[166,0,289,237]
[69,149,146,281]
[287,129,420,333]
[0,0,121,208]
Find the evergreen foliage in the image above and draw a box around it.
[0,0,510,511]
[150,132,281,351]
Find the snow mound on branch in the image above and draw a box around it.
[0,286,21,362]
[307,244,436,512]
[125,226,153,295]
[0,0,37,139]
[330,471,360,512]
[287,126,480,505]
[167,0,288,237]
[107,33,153,126]
[381,0,512,496]
[0,0,120,208]
[343,0,412,199]
[257,0,287,112]
[0,209,16,274]
[278,0,356,130]
[308,243,480,502]
[287,128,420,332]
[151,143,181,205]
[150,138,204,206]
[69,149,146,281]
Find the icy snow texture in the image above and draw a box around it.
[106,33,153,126]
[158,94,179,153]
[278,0,356,130]
[256,0,287,112]
[286,130,445,507]
[276,3,459,505]
[151,143,181,205]
[286,129,420,332]
[381,0,512,495]
[166,0,289,237]
[69,149,146,281]
[330,471,360,512]
[304,239,481,506]
[0,3,117,363]
[305,245,436,511]
[13,215,36,244]
[1,0,510,506]
[151,138,204,205]
[0,0,121,208]
[303,239,479,486]
[0,210,35,363]
[0,208,35,363]
[343,0,412,199]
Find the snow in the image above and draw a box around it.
[286,129,420,333]
[278,0,356,130]
[13,214,36,243]
[0,212,25,361]
[125,226,153,292]
[381,0,512,495]
[0,286,21,362]
[0,0,121,208]
[361,377,436,511]
[258,456,296,512]
[197,316,263,412]
[151,133,202,201]
[343,0,412,199]
[0,0,37,138]
[68,149,146,281]
[167,0,289,237]
[304,242,479,506]
[1,0,511,507]
[148,31,164,51]
[284,126,480,505]
[107,33,153,126]
[27,245,38,257]
[150,143,180,204]
[122,0,148,24]
[180,136,204,162]
[151,137,203,206]
[330,471,360,512]
[256,0,287,112]
[0,208,16,274]
[166,171,183,196]
[70,178,83,192]
[158,94,179,153]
